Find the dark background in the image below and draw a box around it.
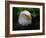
[13,7,40,31]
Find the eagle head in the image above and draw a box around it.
[18,10,32,26]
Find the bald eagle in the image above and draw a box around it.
[13,10,40,30]
[18,10,32,26]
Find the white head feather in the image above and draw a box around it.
[18,10,32,26]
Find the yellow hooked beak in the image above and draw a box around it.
[25,15,32,20]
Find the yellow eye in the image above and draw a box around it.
[25,15,32,20]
